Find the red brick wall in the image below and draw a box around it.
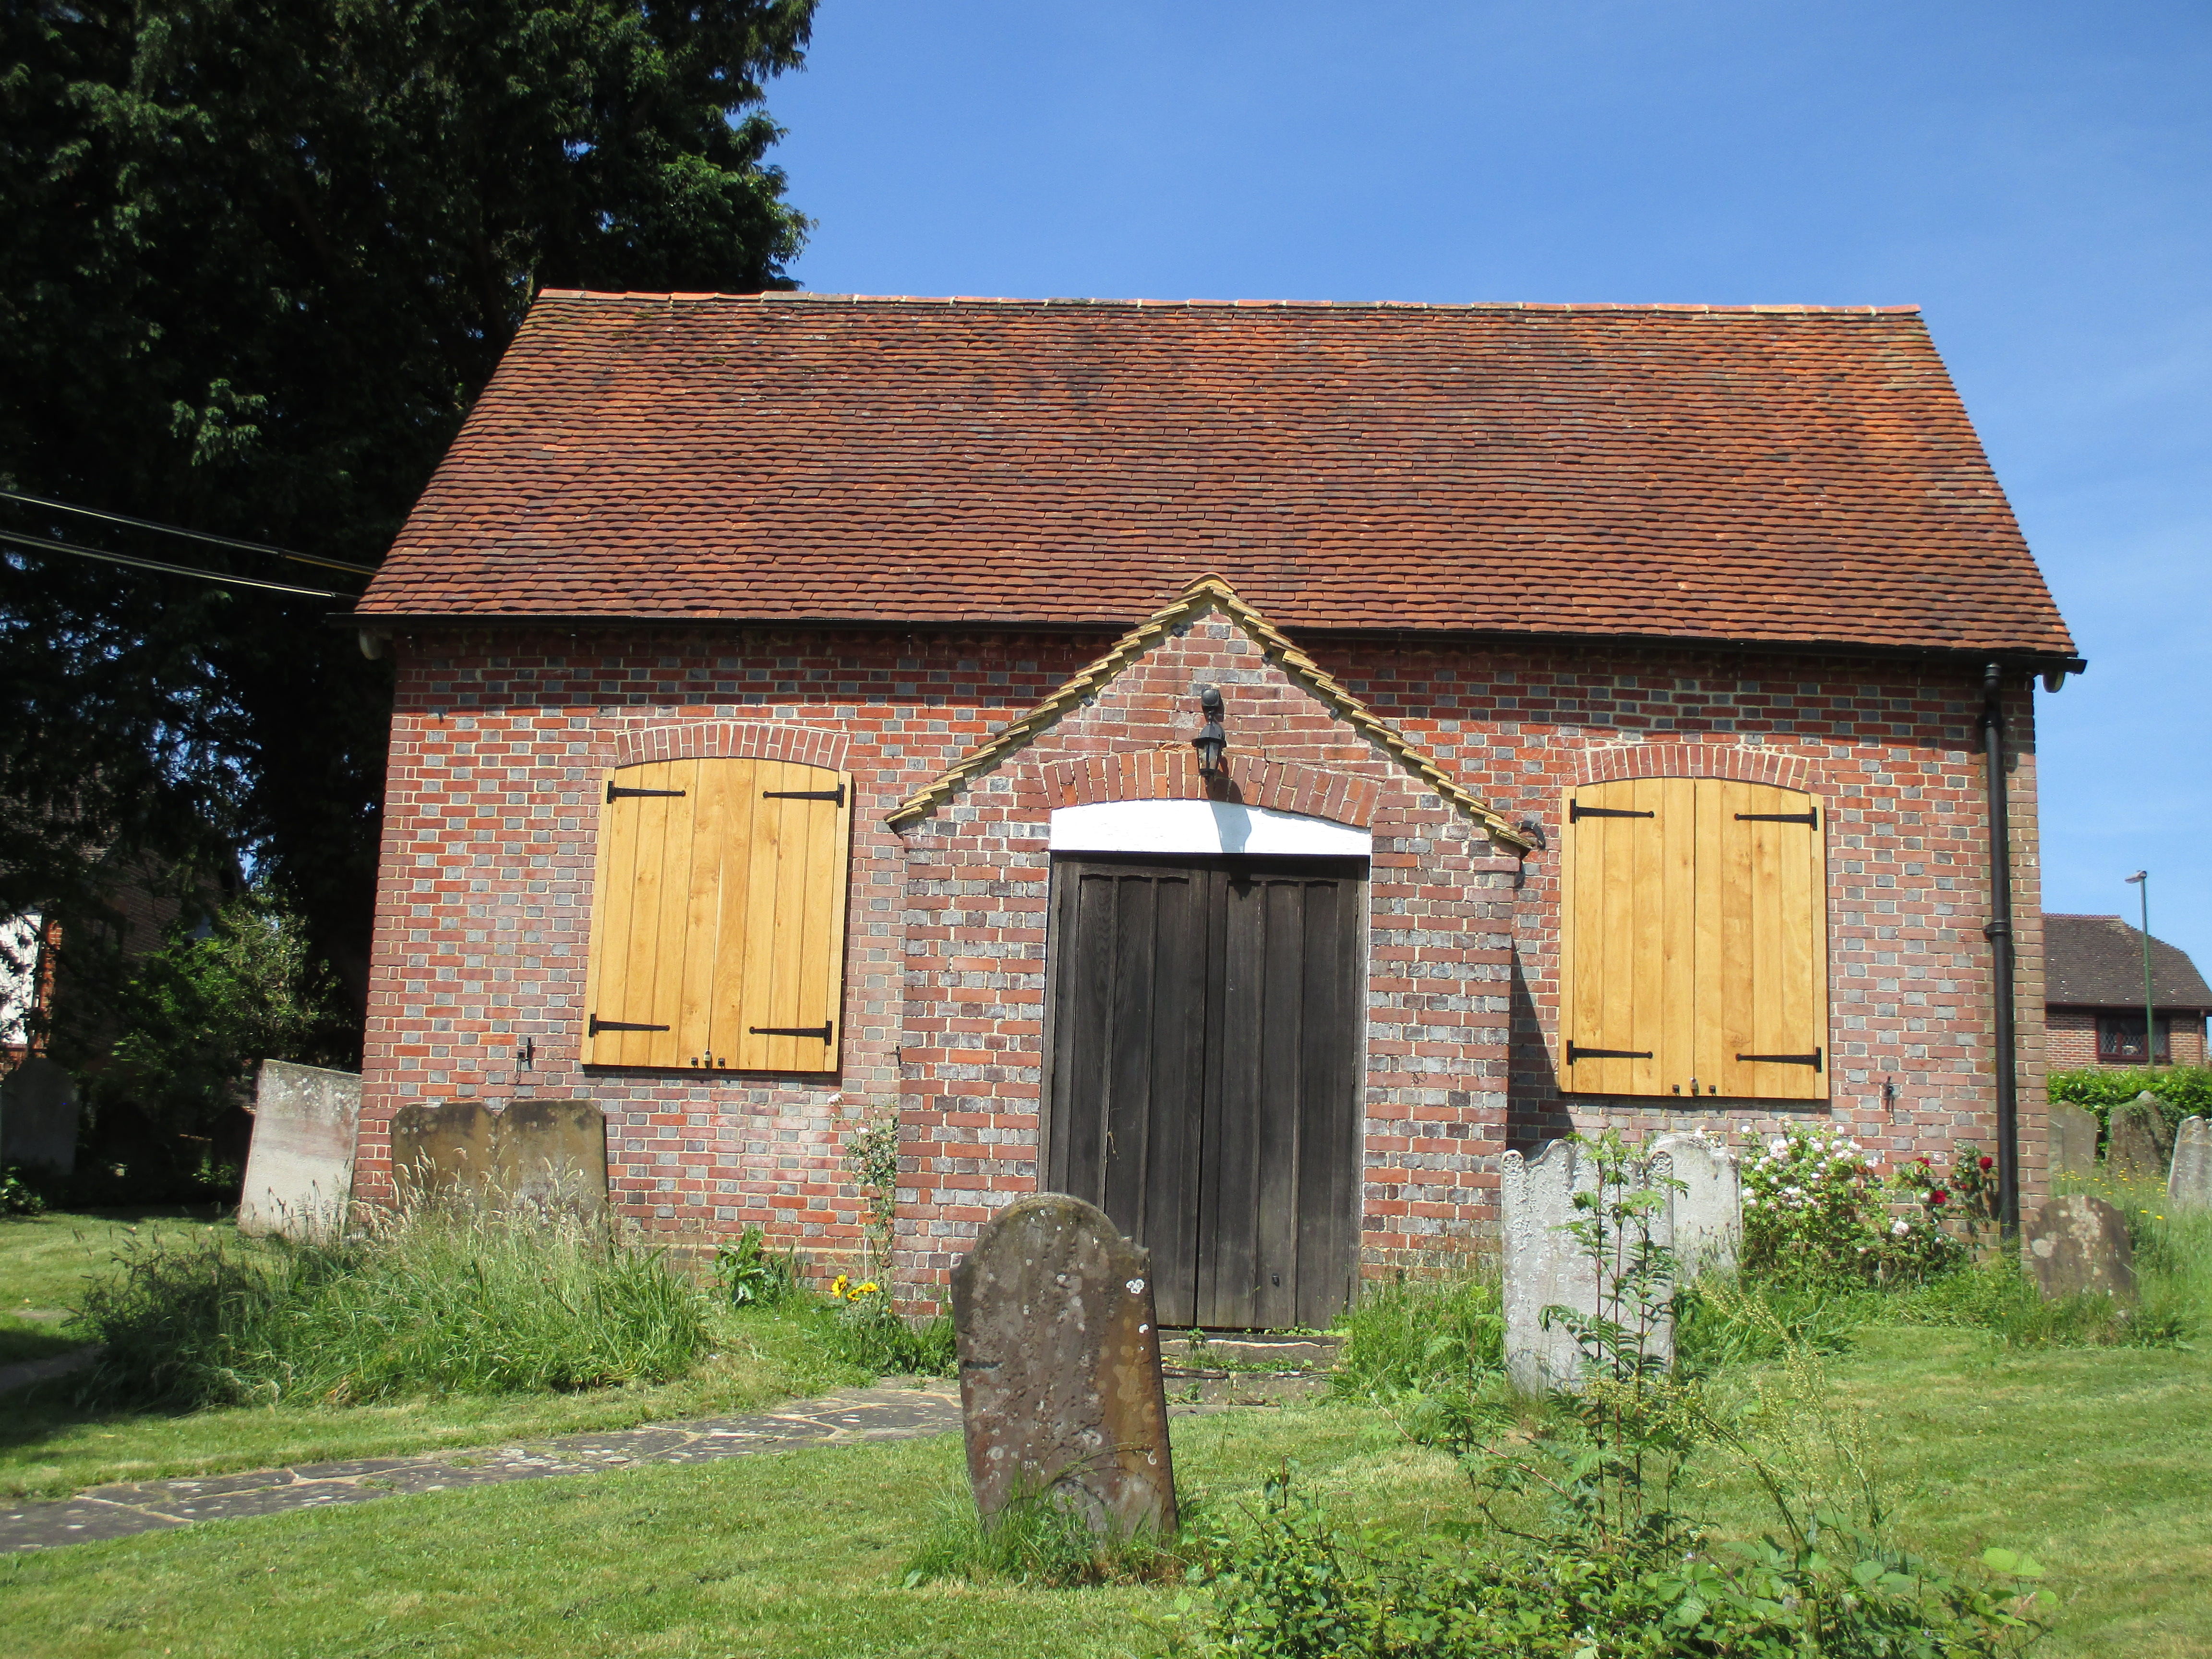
[357,616,2049,1306]
[1336,642,2048,1202]
[2048,1007,2208,1069]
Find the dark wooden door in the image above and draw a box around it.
[1045,855,1364,1329]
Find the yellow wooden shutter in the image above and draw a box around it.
[1561,777,1825,1100]
[1698,781,1827,1100]
[1559,777,1695,1096]
[581,757,852,1072]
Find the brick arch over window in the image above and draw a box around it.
[1574,743,1827,793]
[1025,749,1380,828]
[604,721,849,772]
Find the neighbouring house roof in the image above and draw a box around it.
[355,291,2077,661]
[886,575,1529,846]
[2044,914,2212,1012]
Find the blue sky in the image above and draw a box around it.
[764,0,2212,966]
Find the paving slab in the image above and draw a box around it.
[1,1382,960,1554]
[0,1376,1312,1554]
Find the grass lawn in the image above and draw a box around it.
[3,1332,2207,1658]
[0,1210,875,1500]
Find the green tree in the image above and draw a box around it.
[0,0,816,1046]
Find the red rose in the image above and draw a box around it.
[1932,1190,1948,1205]
[1916,1156,1931,1167]
[1979,1155,1993,1171]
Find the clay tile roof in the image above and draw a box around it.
[2044,915,2212,1011]
[356,291,2077,658]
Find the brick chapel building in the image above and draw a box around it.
[347,292,2083,1323]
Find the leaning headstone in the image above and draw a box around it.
[1502,1139,1675,1395]
[950,1193,1177,1539]
[2104,1094,2173,1183]
[2047,1102,2100,1180]
[237,1060,361,1242]
[0,1057,77,1174]
[390,1098,608,1220]
[1648,1130,1740,1280]
[2168,1117,2212,1214]
[2021,1195,2136,1300]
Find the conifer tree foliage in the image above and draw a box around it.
[0,0,817,1044]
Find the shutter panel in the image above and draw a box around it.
[1560,777,1695,1096]
[582,756,852,1073]
[724,758,852,1072]
[581,760,699,1068]
[1701,781,1827,1100]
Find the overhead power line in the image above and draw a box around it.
[1,536,353,601]
[0,489,380,576]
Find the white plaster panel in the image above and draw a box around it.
[1048,800,1371,857]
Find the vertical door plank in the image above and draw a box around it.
[734,763,789,1070]
[1141,870,1205,1327]
[1251,876,1305,1330]
[793,765,850,1070]
[1201,866,1264,1327]
[1690,779,1723,1094]
[1101,874,1159,1238]
[678,757,731,1065]
[708,760,761,1064]
[1293,878,1360,1329]
[1656,776,1699,1097]
[1564,780,1673,1097]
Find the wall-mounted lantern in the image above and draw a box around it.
[1190,685,1227,778]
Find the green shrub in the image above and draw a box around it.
[1742,1123,1968,1286]
[709,1226,803,1308]
[0,1165,45,1216]
[812,1280,955,1377]
[76,1204,709,1408]
[2049,1065,2212,1141]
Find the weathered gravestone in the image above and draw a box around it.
[2021,1194,2135,1300]
[237,1060,360,1242]
[950,1193,1177,1539]
[2047,1102,2100,1180]
[390,1099,608,1219]
[2104,1094,2173,1183]
[2168,1117,2212,1214]
[1502,1140,1675,1395]
[1649,1130,1740,1280]
[0,1056,77,1174]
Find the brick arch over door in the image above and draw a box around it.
[603,721,850,772]
[1024,749,1381,828]
[1574,743,1829,793]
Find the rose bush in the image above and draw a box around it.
[1741,1125,1961,1285]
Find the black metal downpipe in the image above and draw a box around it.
[1981,662,2020,1240]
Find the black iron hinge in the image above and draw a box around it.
[748,1021,834,1043]
[589,1014,671,1037]
[608,782,687,802]
[1735,1048,1823,1071]
[1734,810,1819,828]
[1569,802,1655,823]
[1567,1041,1654,1063]
[761,786,846,806]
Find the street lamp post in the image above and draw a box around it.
[2126,871,2156,1068]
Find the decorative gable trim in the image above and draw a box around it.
[886,576,1530,849]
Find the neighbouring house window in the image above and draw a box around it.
[580,757,852,1072]
[2096,1014,2171,1065]
[1559,777,1828,1101]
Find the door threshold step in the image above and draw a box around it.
[1157,1334,1343,1368]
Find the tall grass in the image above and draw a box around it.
[76,1201,709,1408]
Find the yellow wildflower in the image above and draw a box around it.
[830,1274,849,1298]
[857,1281,880,1296]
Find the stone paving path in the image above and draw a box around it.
[0,1382,965,1555]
